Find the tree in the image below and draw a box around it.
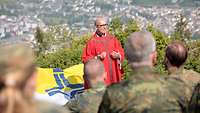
[34,25,72,55]
[147,24,171,74]
[185,40,200,73]
[35,27,47,54]
[172,14,192,41]
[36,33,91,69]
[109,18,140,47]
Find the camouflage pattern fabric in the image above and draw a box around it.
[164,76,192,113]
[168,68,200,90]
[98,67,191,113]
[66,83,105,113]
[189,83,200,113]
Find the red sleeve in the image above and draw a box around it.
[81,39,96,63]
[114,37,124,62]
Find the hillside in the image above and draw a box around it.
[0,0,200,41]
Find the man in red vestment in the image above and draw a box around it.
[82,17,124,88]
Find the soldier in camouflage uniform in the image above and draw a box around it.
[0,43,70,113]
[164,41,200,90]
[98,31,191,113]
[66,59,106,113]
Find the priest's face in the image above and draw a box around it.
[95,19,108,34]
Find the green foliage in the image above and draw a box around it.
[36,48,81,68]
[185,40,200,73]
[36,33,90,69]
[35,27,46,54]
[109,18,140,47]
[70,34,91,49]
[172,14,192,41]
[109,18,124,45]
[122,59,132,79]
[147,24,171,74]
[34,25,72,54]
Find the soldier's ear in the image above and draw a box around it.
[151,51,157,66]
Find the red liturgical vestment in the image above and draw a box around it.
[82,32,124,88]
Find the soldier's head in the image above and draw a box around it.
[164,41,188,71]
[0,43,37,113]
[95,16,108,35]
[84,59,105,88]
[125,31,156,69]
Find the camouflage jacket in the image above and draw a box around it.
[66,83,106,113]
[36,101,70,113]
[164,75,192,113]
[168,68,200,90]
[98,67,191,113]
[188,83,200,113]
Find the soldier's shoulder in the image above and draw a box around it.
[106,79,165,98]
[107,80,129,91]
[184,69,200,77]
[103,81,130,100]
[81,87,105,98]
[36,101,70,113]
[164,75,192,100]
[66,88,104,113]
[165,75,188,89]
[78,90,103,105]
[183,69,200,85]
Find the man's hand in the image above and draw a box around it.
[110,51,120,59]
[97,52,107,60]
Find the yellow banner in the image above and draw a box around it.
[35,64,84,105]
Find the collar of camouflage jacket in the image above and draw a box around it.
[91,82,106,92]
[169,67,184,76]
[128,66,159,81]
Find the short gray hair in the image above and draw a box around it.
[0,42,35,78]
[84,59,105,80]
[94,16,108,26]
[125,31,156,62]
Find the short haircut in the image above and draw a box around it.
[94,16,108,26]
[84,59,105,80]
[125,31,156,62]
[0,43,35,76]
[166,41,188,67]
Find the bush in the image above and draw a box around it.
[185,40,200,73]
[147,24,171,74]
[36,33,90,69]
